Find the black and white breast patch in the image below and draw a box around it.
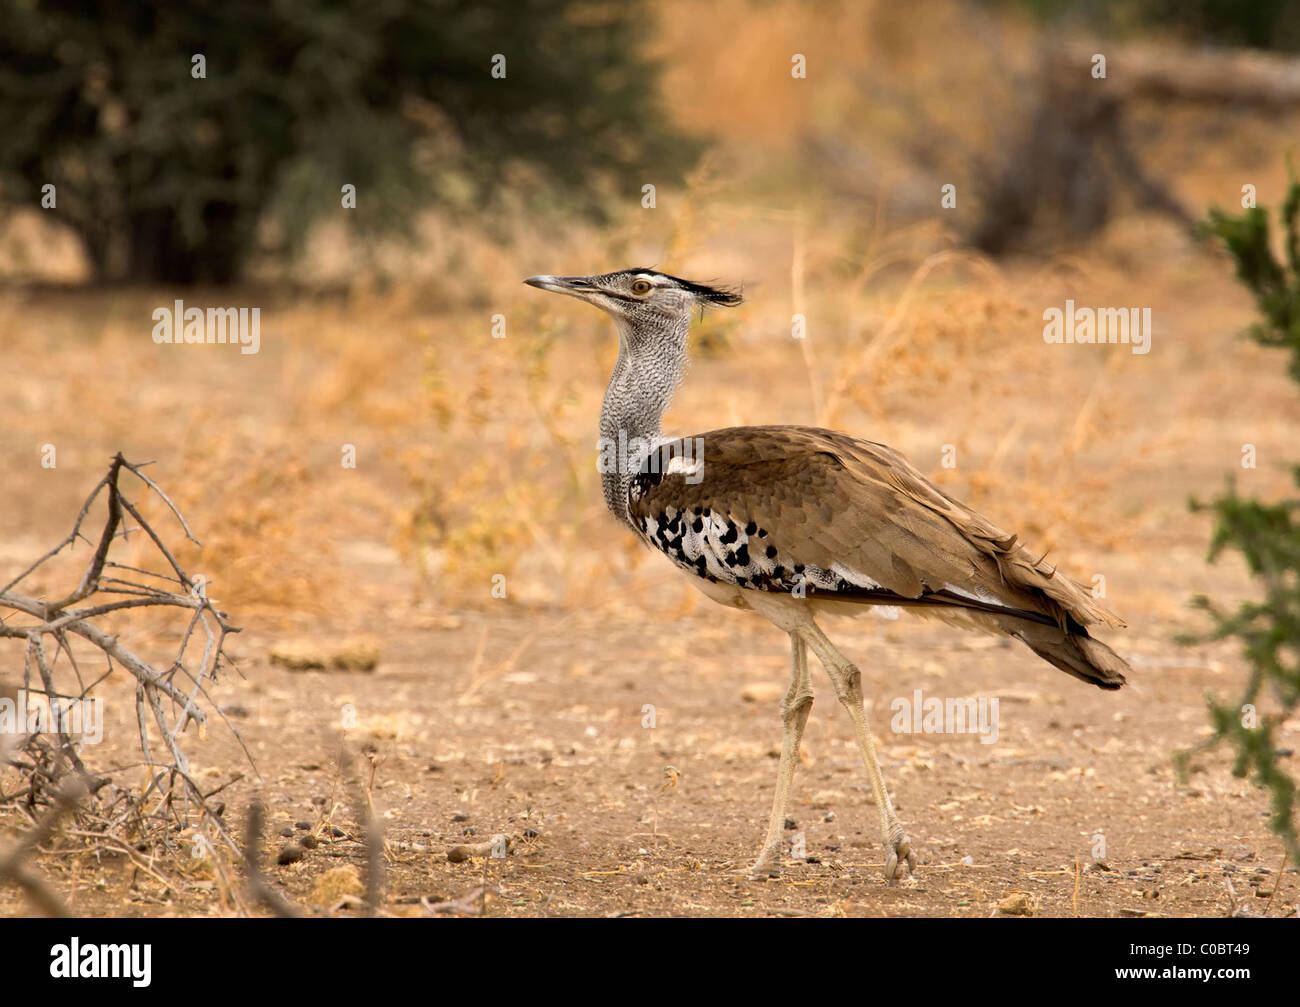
[635,505,885,596]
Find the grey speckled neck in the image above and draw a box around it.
[598,313,689,526]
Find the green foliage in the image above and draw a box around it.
[0,1,699,283]
[1208,186,1300,382]
[1184,177,1300,864]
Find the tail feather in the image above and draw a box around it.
[1002,619,1129,690]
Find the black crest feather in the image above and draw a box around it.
[629,268,744,307]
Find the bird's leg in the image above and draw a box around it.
[798,622,917,882]
[749,632,813,879]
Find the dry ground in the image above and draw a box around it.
[2,230,1298,917]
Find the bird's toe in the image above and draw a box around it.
[883,834,917,883]
[746,856,781,881]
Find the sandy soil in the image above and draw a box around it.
[2,252,1297,917]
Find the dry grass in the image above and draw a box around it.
[2,177,1296,621]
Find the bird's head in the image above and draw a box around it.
[524,268,742,332]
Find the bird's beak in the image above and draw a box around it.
[524,275,599,302]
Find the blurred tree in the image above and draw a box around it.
[1182,178,1300,867]
[0,0,698,283]
[1140,0,1300,49]
[1004,0,1300,50]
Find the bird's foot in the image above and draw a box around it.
[746,844,782,880]
[883,825,917,883]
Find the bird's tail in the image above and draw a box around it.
[1002,619,1129,690]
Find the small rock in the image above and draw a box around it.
[269,641,328,671]
[295,821,311,830]
[310,865,363,906]
[783,817,797,830]
[446,845,474,863]
[961,855,975,866]
[998,892,1035,916]
[269,636,381,672]
[277,844,306,865]
[332,637,381,672]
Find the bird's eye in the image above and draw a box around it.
[631,280,653,295]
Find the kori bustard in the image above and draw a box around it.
[525,268,1130,882]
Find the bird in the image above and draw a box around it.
[525,267,1130,882]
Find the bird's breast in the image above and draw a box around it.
[634,504,883,598]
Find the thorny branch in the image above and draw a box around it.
[0,453,247,912]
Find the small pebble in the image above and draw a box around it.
[277,844,306,865]
[998,892,1034,916]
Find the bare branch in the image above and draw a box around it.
[43,454,123,612]
[0,454,250,915]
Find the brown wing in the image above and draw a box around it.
[627,424,1123,633]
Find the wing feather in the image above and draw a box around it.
[628,425,1123,632]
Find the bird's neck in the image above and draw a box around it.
[598,314,689,526]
